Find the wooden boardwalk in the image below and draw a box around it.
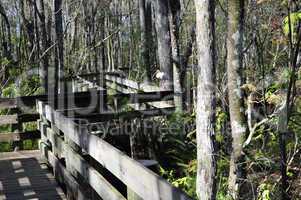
[0,150,66,200]
[0,73,191,200]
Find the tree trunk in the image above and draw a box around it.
[168,0,183,112]
[226,0,246,199]
[194,0,217,199]
[20,0,35,65]
[182,25,195,112]
[53,0,64,95]
[155,0,173,90]
[277,102,290,200]
[37,0,49,94]
[139,0,152,82]
[0,2,12,60]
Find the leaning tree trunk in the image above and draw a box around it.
[155,0,173,90]
[227,0,246,199]
[194,0,217,199]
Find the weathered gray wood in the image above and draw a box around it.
[38,121,67,159]
[0,150,66,200]
[0,130,40,142]
[40,144,88,200]
[105,79,174,109]
[0,115,18,125]
[127,160,158,200]
[59,107,175,123]
[0,98,17,109]
[76,76,104,90]
[42,121,124,200]
[66,147,125,200]
[1,90,106,109]
[64,72,124,82]
[38,101,191,200]
[106,81,135,94]
[0,114,39,125]
[47,126,102,200]
[2,90,171,114]
[11,108,23,151]
[105,76,140,90]
[39,92,173,117]
[105,75,167,92]
[64,143,127,200]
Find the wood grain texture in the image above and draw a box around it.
[0,98,17,109]
[40,145,88,200]
[0,130,40,142]
[38,100,191,200]
[41,121,126,200]
[0,115,18,125]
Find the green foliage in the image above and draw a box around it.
[283,12,301,36]
[157,113,197,199]
[0,57,10,67]
[22,140,39,150]
[19,75,43,96]
[159,160,197,199]
[2,84,18,98]
[283,12,301,44]
[0,70,42,152]
[0,143,12,152]
[258,183,272,200]
[216,107,228,143]
[216,155,231,200]
[2,75,43,98]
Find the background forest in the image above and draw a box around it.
[0,0,301,200]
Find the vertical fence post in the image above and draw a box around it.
[11,108,22,151]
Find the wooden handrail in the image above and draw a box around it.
[0,130,40,142]
[38,100,191,200]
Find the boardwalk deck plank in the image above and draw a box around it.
[0,150,66,200]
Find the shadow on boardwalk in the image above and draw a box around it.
[0,151,66,200]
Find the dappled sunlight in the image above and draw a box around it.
[0,152,66,200]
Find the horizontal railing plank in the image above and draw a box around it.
[37,91,173,113]
[65,146,126,200]
[40,144,89,200]
[105,76,174,109]
[0,90,107,109]
[0,130,40,142]
[43,127,126,200]
[60,108,175,123]
[18,90,106,107]
[2,89,172,112]
[105,75,168,93]
[0,98,17,109]
[0,113,40,125]
[0,115,18,125]
[38,101,191,200]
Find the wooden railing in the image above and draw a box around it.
[0,89,107,149]
[37,91,190,200]
[0,72,190,199]
[0,97,40,150]
[75,73,174,109]
[0,72,172,150]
